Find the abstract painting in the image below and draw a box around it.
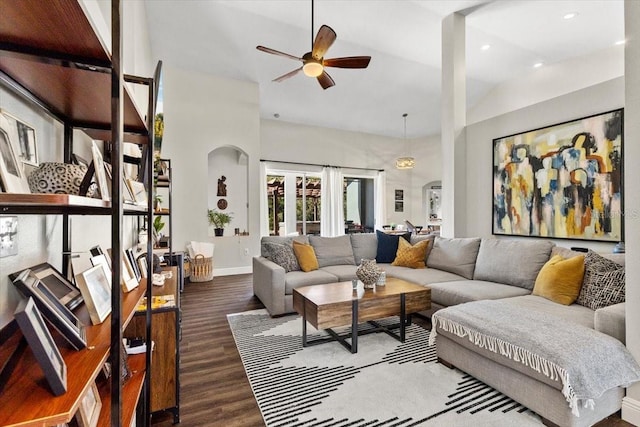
[493,109,623,242]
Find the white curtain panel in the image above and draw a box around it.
[320,166,345,236]
[259,161,269,237]
[375,170,387,231]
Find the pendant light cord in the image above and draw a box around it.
[311,0,314,49]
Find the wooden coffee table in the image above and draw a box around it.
[292,278,431,353]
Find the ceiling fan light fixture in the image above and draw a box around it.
[303,61,324,77]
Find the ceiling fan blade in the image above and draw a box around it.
[256,45,302,62]
[312,25,336,60]
[323,56,371,69]
[273,67,302,82]
[317,71,335,90]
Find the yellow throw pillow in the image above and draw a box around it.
[292,240,319,272]
[391,238,429,269]
[533,254,585,305]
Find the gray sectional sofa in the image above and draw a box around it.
[252,233,629,427]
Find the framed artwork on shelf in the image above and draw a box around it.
[126,178,147,206]
[9,262,83,311]
[90,254,112,284]
[75,265,112,325]
[121,259,139,293]
[14,297,67,396]
[493,109,623,242]
[91,141,110,201]
[12,269,87,350]
[0,113,30,193]
[75,381,101,427]
[0,110,38,167]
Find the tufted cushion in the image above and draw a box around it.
[576,251,625,310]
[473,238,553,289]
[375,230,410,263]
[309,235,355,267]
[532,254,585,305]
[263,242,300,272]
[428,237,481,280]
[391,238,429,269]
[292,240,319,272]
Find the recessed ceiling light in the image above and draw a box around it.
[615,40,626,45]
[273,113,280,118]
[481,44,491,51]
[563,12,578,20]
[533,62,544,68]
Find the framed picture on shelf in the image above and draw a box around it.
[125,248,141,281]
[14,297,67,396]
[75,381,101,427]
[9,262,83,311]
[0,110,38,167]
[75,265,112,325]
[12,269,87,350]
[91,141,110,201]
[121,259,139,293]
[126,178,147,206]
[0,114,30,193]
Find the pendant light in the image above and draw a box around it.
[396,113,415,170]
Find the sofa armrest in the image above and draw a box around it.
[252,256,287,316]
[594,302,625,344]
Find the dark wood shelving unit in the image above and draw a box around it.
[0,0,157,425]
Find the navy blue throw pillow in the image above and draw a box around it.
[375,230,410,263]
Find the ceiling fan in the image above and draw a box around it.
[256,0,371,90]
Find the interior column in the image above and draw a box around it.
[440,12,466,237]
[622,0,640,423]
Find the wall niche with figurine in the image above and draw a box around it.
[207,146,249,237]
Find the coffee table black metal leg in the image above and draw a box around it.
[400,293,406,342]
[351,299,358,353]
[302,303,308,347]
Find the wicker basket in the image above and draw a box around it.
[190,253,213,282]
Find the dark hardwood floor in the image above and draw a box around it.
[151,274,632,427]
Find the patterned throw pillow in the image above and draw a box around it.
[263,242,300,272]
[576,251,625,310]
[391,238,429,269]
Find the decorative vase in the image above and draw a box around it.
[356,259,381,289]
[27,162,96,196]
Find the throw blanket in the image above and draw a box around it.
[429,300,640,417]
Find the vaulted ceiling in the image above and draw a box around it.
[145,0,624,138]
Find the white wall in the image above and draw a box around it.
[464,77,624,253]
[161,66,261,274]
[207,146,249,234]
[260,119,441,228]
[622,0,640,423]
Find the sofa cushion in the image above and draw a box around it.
[261,235,309,257]
[595,303,626,344]
[410,234,436,263]
[427,237,481,280]
[391,238,429,269]
[532,254,585,305]
[309,235,355,267]
[428,280,530,307]
[284,270,340,294]
[375,230,410,263]
[350,233,378,264]
[473,238,553,289]
[292,240,319,272]
[577,251,625,310]
[263,242,300,272]
[383,264,466,286]
[319,265,358,281]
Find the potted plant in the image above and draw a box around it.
[153,194,163,212]
[207,209,233,237]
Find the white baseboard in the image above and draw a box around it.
[622,396,640,425]
[212,266,252,277]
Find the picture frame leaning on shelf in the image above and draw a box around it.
[14,297,67,396]
[75,265,112,326]
[0,114,30,193]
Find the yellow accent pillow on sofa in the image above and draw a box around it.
[532,254,585,305]
[391,238,430,269]
[292,240,319,272]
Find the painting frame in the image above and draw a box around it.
[14,296,67,396]
[492,109,623,242]
[75,381,102,427]
[91,141,110,201]
[0,109,38,167]
[75,265,112,325]
[0,114,30,193]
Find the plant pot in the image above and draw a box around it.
[214,228,224,237]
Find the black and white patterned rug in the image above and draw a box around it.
[227,309,543,427]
